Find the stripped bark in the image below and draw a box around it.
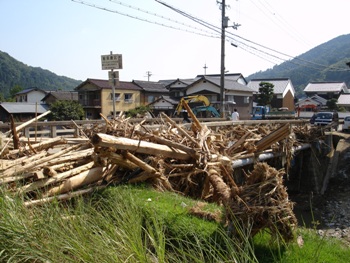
[43,166,106,197]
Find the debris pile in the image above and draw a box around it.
[0,111,319,242]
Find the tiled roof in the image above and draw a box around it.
[247,78,291,94]
[42,91,78,101]
[304,82,348,93]
[296,94,327,107]
[204,76,254,92]
[16,87,47,95]
[0,102,49,114]
[196,73,244,82]
[133,80,168,93]
[149,95,178,106]
[75,79,142,90]
[164,78,200,88]
[310,94,327,105]
[337,94,350,105]
[158,79,176,86]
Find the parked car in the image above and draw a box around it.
[313,111,339,131]
[343,116,350,132]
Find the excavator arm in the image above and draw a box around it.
[174,95,211,116]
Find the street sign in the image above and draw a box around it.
[101,54,123,70]
[109,71,119,86]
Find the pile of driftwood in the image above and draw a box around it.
[0,110,320,242]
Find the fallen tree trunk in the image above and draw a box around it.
[19,161,95,193]
[43,166,106,197]
[92,133,191,160]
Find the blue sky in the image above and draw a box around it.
[1,0,349,82]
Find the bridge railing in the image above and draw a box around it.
[0,118,309,139]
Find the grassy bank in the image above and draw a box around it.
[0,185,349,262]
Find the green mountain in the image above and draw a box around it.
[0,51,81,98]
[246,34,350,98]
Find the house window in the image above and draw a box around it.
[110,93,121,101]
[174,91,184,97]
[147,95,155,103]
[86,112,92,119]
[244,96,250,103]
[226,95,235,103]
[124,93,133,103]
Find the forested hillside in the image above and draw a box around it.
[0,51,81,98]
[247,34,350,98]
[2,34,350,100]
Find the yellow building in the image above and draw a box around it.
[75,78,142,119]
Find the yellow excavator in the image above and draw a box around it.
[174,95,220,121]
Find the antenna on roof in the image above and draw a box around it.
[203,63,208,75]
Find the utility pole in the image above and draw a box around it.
[145,71,152,81]
[219,0,226,118]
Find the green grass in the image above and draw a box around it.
[0,185,349,262]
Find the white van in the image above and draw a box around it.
[343,116,350,132]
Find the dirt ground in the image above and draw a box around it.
[291,131,350,245]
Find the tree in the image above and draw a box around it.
[257,82,274,106]
[7,85,23,101]
[125,105,152,118]
[326,98,338,111]
[49,100,84,121]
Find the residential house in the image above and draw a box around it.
[15,87,47,103]
[41,91,78,105]
[295,94,327,113]
[166,74,254,119]
[75,78,142,119]
[147,95,178,117]
[336,94,350,111]
[247,78,296,111]
[303,82,349,100]
[0,102,49,122]
[197,73,248,85]
[165,78,196,101]
[132,80,169,105]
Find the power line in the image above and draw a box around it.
[71,0,220,39]
[257,0,312,47]
[72,0,350,73]
[156,0,349,72]
[108,0,221,38]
